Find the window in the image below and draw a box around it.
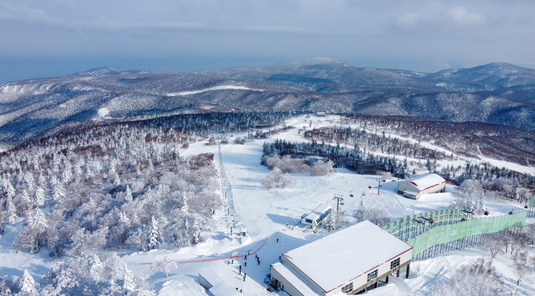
[341,282,353,293]
[367,269,378,282]
[390,258,401,269]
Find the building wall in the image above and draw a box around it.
[397,181,416,194]
[417,182,445,199]
[325,251,412,295]
[198,274,213,290]
[398,181,445,200]
[271,266,307,296]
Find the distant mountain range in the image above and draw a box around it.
[1,58,535,150]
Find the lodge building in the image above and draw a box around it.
[398,173,446,200]
[270,221,413,295]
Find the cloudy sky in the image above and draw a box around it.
[1,0,534,83]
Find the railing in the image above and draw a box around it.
[528,196,535,218]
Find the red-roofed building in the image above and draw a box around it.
[398,173,446,200]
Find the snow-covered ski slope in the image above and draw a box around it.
[1,114,533,295]
[122,114,534,295]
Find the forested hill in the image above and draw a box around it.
[1,59,535,150]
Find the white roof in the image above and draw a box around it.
[283,221,412,294]
[198,270,241,296]
[272,262,320,296]
[408,173,445,190]
[303,204,331,221]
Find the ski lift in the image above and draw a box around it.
[340,202,345,205]
[412,218,425,224]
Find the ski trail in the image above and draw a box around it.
[364,190,407,219]
[217,142,239,221]
[140,237,269,265]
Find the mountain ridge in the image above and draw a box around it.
[1,58,535,150]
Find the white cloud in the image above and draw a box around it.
[392,5,486,32]
[446,6,485,25]
[397,12,420,28]
[0,0,535,80]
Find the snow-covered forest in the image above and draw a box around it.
[0,112,292,294]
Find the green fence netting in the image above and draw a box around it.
[406,212,527,256]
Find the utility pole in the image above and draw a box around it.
[377,180,382,196]
[333,194,344,213]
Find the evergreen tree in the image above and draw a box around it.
[4,195,17,225]
[147,216,160,250]
[33,187,45,208]
[18,270,37,296]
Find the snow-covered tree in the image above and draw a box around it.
[40,254,154,295]
[310,160,334,176]
[263,167,291,190]
[151,256,175,278]
[437,258,505,295]
[353,205,390,226]
[88,254,104,282]
[51,180,65,204]
[147,216,161,250]
[123,267,136,293]
[124,186,133,202]
[4,179,16,199]
[485,235,504,259]
[17,270,37,296]
[4,195,17,225]
[126,228,146,252]
[451,179,484,212]
[67,228,107,257]
[33,187,45,208]
[14,190,33,216]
